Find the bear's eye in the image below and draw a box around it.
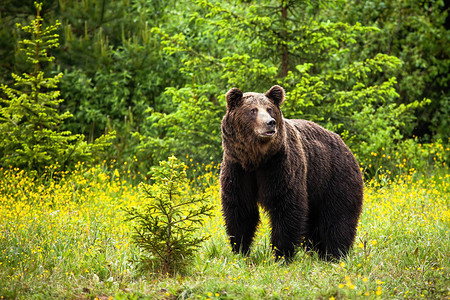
[250,108,257,115]
[267,107,273,114]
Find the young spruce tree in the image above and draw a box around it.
[126,155,213,276]
[0,2,111,174]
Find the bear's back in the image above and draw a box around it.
[286,119,344,160]
[286,119,361,200]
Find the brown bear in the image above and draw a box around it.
[220,85,363,261]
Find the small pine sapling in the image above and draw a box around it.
[125,155,214,276]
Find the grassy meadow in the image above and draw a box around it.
[0,158,449,299]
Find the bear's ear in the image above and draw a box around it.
[226,88,243,110]
[265,85,285,106]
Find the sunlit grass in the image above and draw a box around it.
[0,163,141,298]
[0,157,449,299]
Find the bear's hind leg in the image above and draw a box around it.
[309,198,361,260]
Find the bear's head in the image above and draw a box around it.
[222,85,286,169]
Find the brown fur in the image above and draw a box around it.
[220,85,363,260]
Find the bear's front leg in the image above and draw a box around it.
[222,199,259,254]
[220,162,259,255]
[268,202,307,261]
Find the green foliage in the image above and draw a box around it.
[54,0,185,176]
[335,0,450,139]
[0,0,448,177]
[0,2,112,174]
[125,156,214,276]
[150,0,436,176]
[134,84,224,170]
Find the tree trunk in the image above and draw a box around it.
[280,2,289,77]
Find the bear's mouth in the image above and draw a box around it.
[260,130,276,138]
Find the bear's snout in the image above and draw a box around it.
[254,110,277,139]
[266,118,276,129]
[257,116,276,139]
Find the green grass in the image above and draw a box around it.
[0,164,449,299]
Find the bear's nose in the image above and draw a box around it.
[266,118,276,128]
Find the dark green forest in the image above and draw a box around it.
[1,0,449,178]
